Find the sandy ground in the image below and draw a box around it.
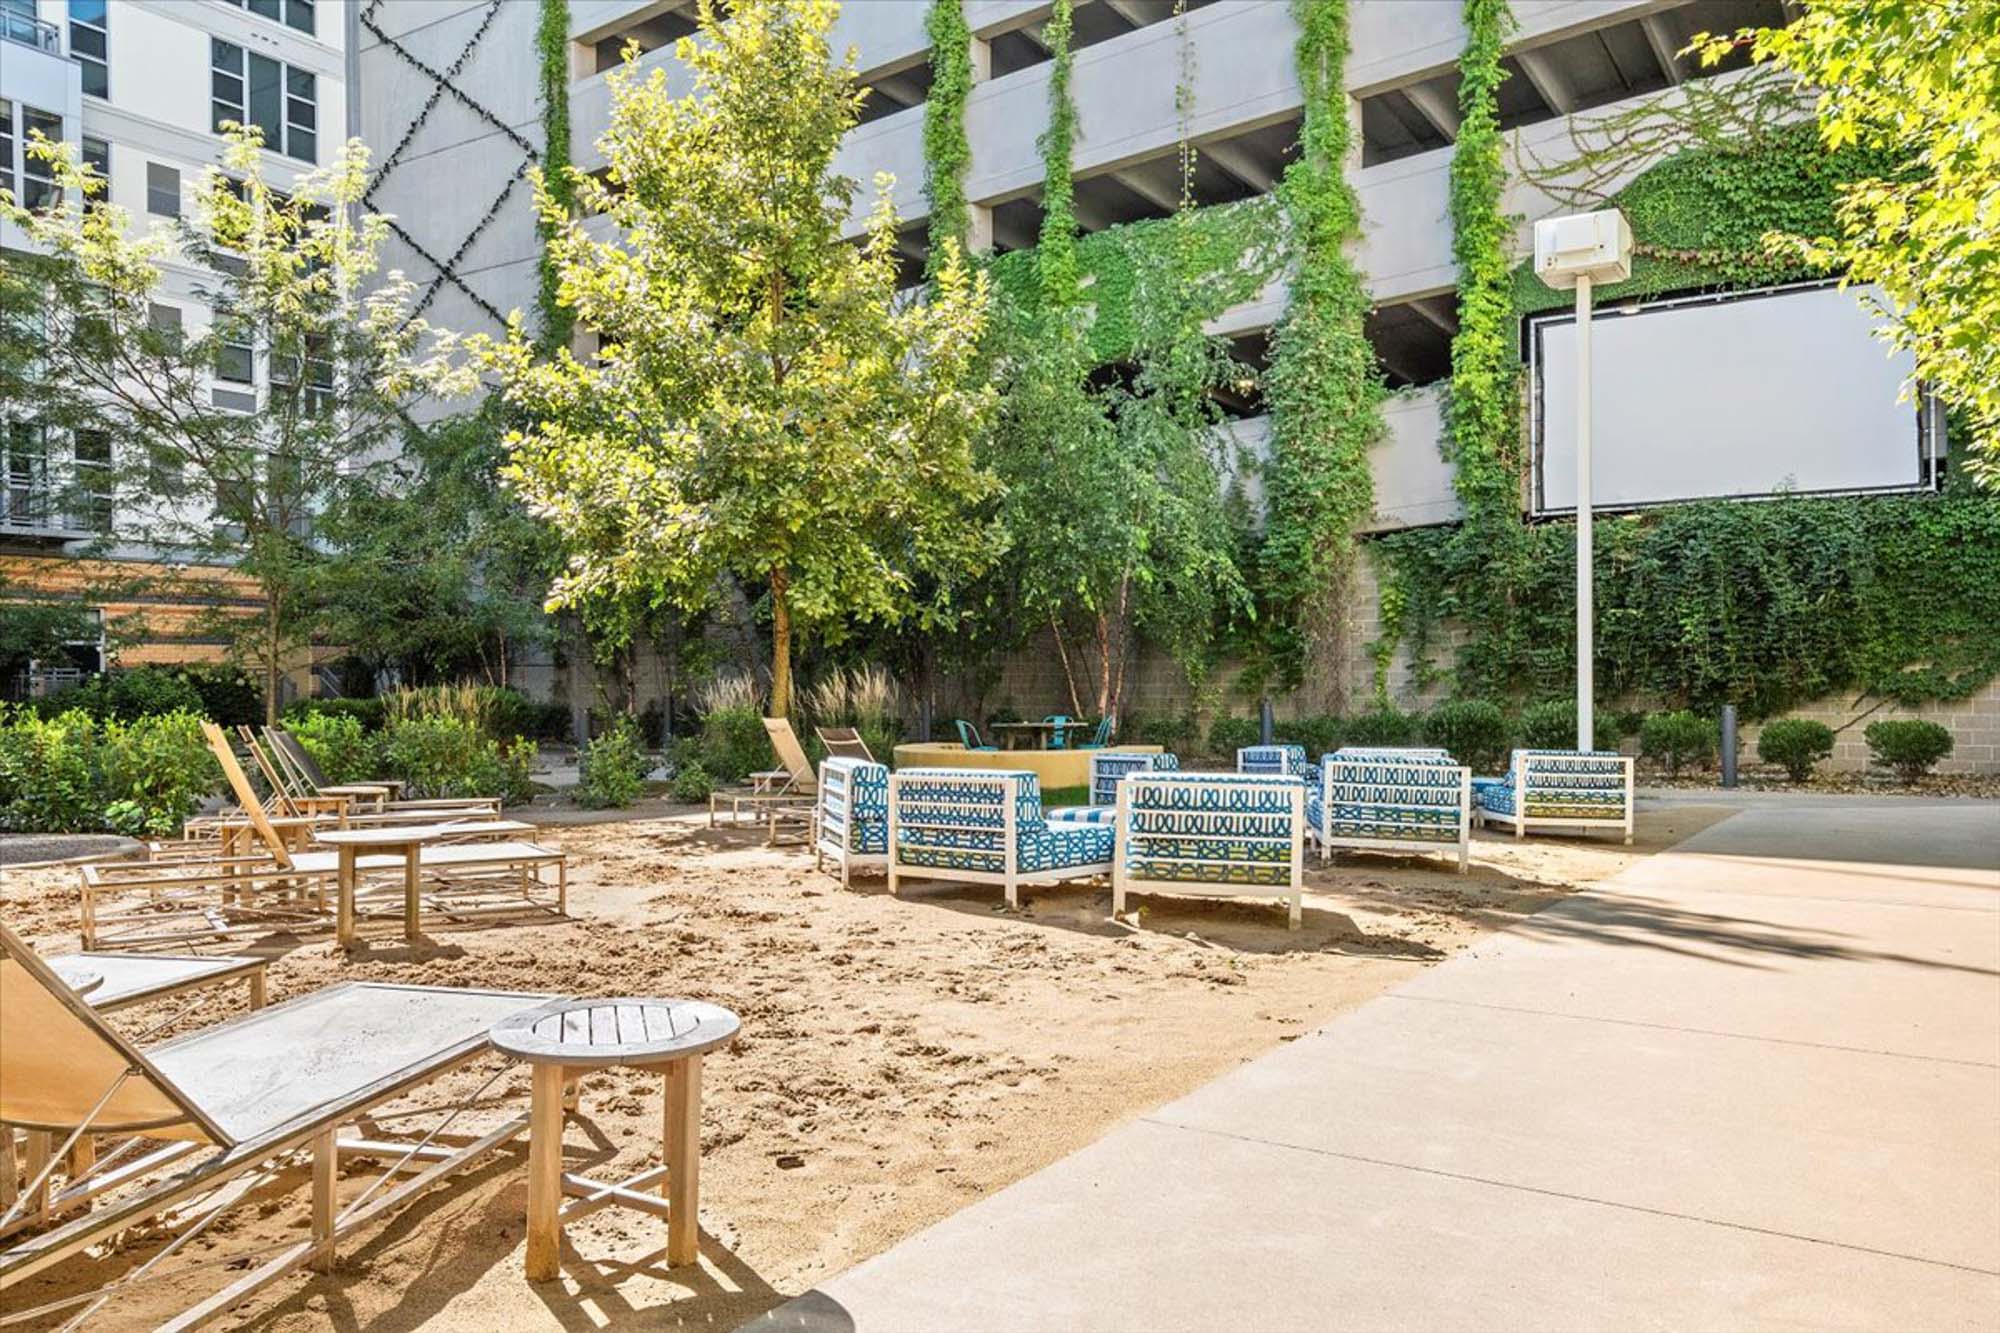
[0,800,1731,1331]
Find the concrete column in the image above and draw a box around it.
[969,35,991,82]
[966,204,995,254]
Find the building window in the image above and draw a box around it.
[80,135,108,206]
[69,0,109,99]
[3,420,50,527]
[215,326,254,385]
[0,99,14,204]
[145,161,179,216]
[211,39,315,162]
[223,0,315,36]
[72,428,112,532]
[19,105,61,211]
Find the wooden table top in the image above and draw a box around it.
[490,997,741,1068]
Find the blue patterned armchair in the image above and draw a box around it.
[1087,750,1181,808]
[1237,744,1310,780]
[815,757,889,887]
[1113,772,1307,929]
[887,768,1114,909]
[1474,749,1634,843]
[1312,754,1471,871]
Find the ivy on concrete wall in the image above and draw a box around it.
[1375,119,1998,713]
[1256,0,1383,694]
[923,0,974,273]
[535,0,574,352]
[1036,0,1081,309]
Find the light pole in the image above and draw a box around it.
[1533,209,1632,752]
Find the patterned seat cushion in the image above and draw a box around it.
[821,758,890,853]
[891,768,1111,876]
[1088,751,1180,806]
[1477,751,1627,819]
[1309,794,1461,844]
[897,821,1112,874]
[1049,806,1117,827]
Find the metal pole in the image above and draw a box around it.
[1720,705,1738,787]
[1259,697,1274,747]
[1574,272,1594,753]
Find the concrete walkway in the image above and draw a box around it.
[746,802,2000,1331]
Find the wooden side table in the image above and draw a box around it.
[314,827,431,946]
[491,998,741,1279]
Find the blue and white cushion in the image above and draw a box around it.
[819,757,889,855]
[1121,772,1305,888]
[1237,744,1309,780]
[891,768,1111,875]
[1474,750,1629,821]
[1088,750,1181,807]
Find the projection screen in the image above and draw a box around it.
[1530,282,1935,515]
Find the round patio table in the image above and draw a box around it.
[491,997,741,1280]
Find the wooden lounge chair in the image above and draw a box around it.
[79,724,565,950]
[709,718,818,841]
[0,924,556,1327]
[265,727,500,816]
[816,725,875,764]
[1114,772,1307,929]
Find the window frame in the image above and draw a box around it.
[80,135,109,207]
[68,0,109,100]
[0,99,15,204]
[19,105,62,212]
[222,0,316,37]
[146,161,180,217]
[210,39,316,163]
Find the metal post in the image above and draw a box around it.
[1260,697,1274,747]
[1574,272,1595,753]
[1720,705,1738,787]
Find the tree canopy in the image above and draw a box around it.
[405,0,1001,716]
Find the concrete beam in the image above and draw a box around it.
[872,70,927,106]
[1408,295,1459,336]
[1071,189,1116,232]
[1103,0,1151,28]
[1202,138,1277,194]
[1401,80,1461,141]
[1641,14,1684,86]
[1515,48,1577,115]
[1112,166,1182,213]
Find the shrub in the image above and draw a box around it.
[1292,715,1343,759]
[1641,710,1719,775]
[0,710,104,833]
[382,716,536,805]
[1757,718,1835,783]
[1207,715,1260,759]
[1864,719,1953,783]
[696,706,769,784]
[1124,712,1194,752]
[98,711,217,836]
[578,714,650,809]
[285,696,387,731]
[1344,708,1417,746]
[104,668,205,720]
[288,713,380,784]
[175,665,263,726]
[1422,699,1510,771]
[1611,708,1649,739]
[670,761,714,803]
[1519,699,1618,752]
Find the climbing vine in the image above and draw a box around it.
[922,0,974,272]
[1372,113,1998,713]
[1443,0,1518,536]
[535,0,574,351]
[1036,0,1080,309]
[1256,0,1383,697]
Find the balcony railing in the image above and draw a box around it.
[0,481,98,539]
[0,9,61,54]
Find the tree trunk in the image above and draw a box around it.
[769,567,793,718]
[263,589,282,726]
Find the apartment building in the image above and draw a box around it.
[0,0,350,689]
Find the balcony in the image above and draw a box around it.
[0,481,98,544]
[0,9,60,55]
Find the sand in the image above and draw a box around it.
[0,801,1730,1330]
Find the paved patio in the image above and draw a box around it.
[745,799,2000,1331]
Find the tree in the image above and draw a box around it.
[1,127,426,721]
[402,0,1000,718]
[1695,0,2000,486]
[317,401,554,688]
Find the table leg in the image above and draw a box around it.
[336,846,357,947]
[403,846,422,942]
[526,1063,566,1281]
[310,1127,337,1273]
[247,969,267,1009]
[664,1055,702,1267]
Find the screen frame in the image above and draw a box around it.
[1525,279,1943,517]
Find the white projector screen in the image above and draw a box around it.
[1531,282,1928,514]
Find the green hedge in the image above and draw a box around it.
[0,708,218,836]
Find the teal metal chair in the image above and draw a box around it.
[1044,715,1071,750]
[1079,715,1114,749]
[953,719,998,752]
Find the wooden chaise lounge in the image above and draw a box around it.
[0,924,556,1328]
[79,724,565,949]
